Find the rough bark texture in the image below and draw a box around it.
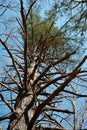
[7,59,37,130]
[7,92,35,130]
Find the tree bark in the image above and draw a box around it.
[7,92,35,130]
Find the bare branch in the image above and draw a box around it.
[44,106,75,114]
[26,0,37,19]
[64,90,87,97]
[0,115,10,121]
[0,82,18,94]
[79,110,86,129]
[0,39,22,86]
[16,18,23,31]
[0,94,15,113]
[74,55,87,71]
[4,69,22,89]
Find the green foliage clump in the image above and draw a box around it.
[27,13,64,49]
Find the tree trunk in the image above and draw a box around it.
[7,60,38,130]
[7,92,35,130]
